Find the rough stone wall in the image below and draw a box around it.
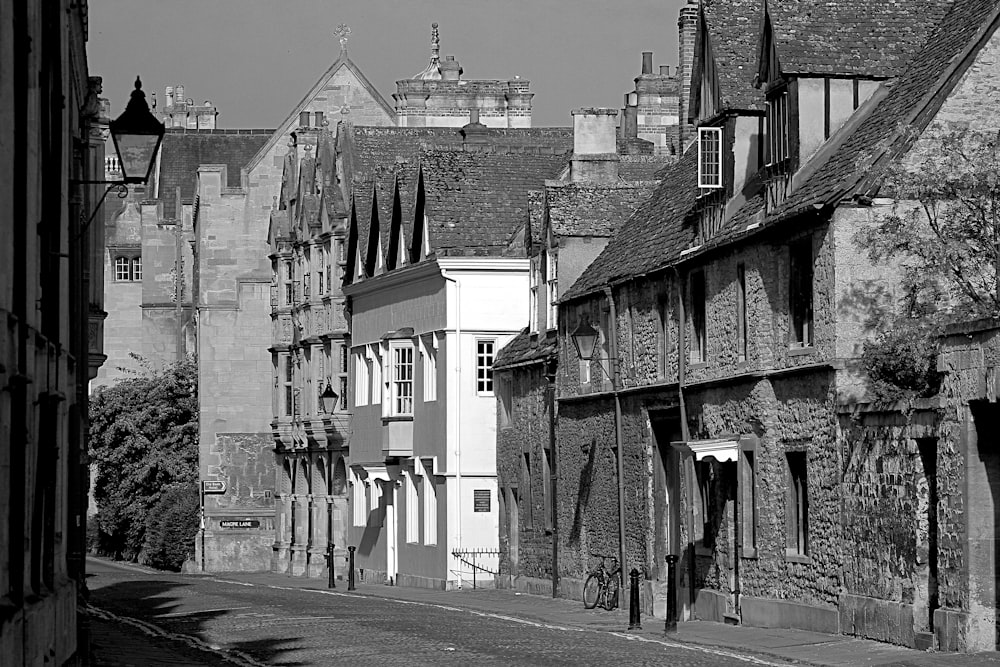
[496,365,554,581]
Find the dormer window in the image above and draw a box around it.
[698,127,723,189]
[765,88,790,167]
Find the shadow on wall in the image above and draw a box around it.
[568,435,599,549]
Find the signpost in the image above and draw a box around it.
[202,480,226,494]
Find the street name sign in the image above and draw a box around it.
[219,519,259,529]
[202,480,226,494]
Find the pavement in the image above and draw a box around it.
[84,557,1000,666]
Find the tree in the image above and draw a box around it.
[89,355,199,564]
[854,129,1000,400]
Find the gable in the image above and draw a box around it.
[691,8,723,121]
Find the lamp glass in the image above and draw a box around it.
[112,131,161,183]
[320,384,339,414]
[571,320,599,361]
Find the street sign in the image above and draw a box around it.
[202,480,226,494]
[219,519,259,529]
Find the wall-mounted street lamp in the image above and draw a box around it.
[570,315,628,597]
[74,76,165,236]
[320,382,339,414]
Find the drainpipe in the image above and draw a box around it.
[604,286,628,593]
[442,270,463,579]
[673,268,694,612]
[548,358,559,597]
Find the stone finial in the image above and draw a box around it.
[412,22,443,80]
[335,23,351,53]
[431,22,440,61]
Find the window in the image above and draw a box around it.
[498,374,513,428]
[598,306,611,383]
[741,449,758,555]
[406,471,420,543]
[737,263,747,363]
[114,255,141,281]
[315,246,324,296]
[423,336,437,402]
[786,451,808,556]
[766,89,790,166]
[522,453,534,531]
[423,466,437,545]
[283,260,294,305]
[689,271,707,364]
[476,339,495,395]
[529,256,540,333]
[789,238,814,347]
[283,354,294,417]
[698,127,723,189]
[338,344,349,410]
[325,244,333,293]
[353,349,368,407]
[546,249,558,329]
[389,342,414,417]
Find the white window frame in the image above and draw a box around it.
[698,126,723,189]
[529,256,540,333]
[422,335,437,402]
[476,338,496,395]
[389,340,414,417]
[131,256,142,282]
[545,249,558,329]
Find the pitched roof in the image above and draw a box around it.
[765,0,953,78]
[619,154,675,181]
[419,147,571,255]
[546,181,659,238]
[769,0,1000,223]
[152,129,271,218]
[562,147,699,301]
[494,328,559,370]
[698,0,766,112]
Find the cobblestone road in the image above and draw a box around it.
[86,558,789,666]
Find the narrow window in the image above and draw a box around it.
[283,354,294,417]
[390,342,414,416]
[789,238,814,347]
[325,244,333,293]
[546,249,559,329]
[316,246,325,296]
[529,256,540,333]
[698,127,723,189]
[114,256,130,281]
[423,336,437,402]
[476,339,495,395]
[498,374,513,428]
[786,451,809,556]
[522,453,534,531]
[131,256,142,282]
[338,344,349,410]
[690,271,707,364]
[741,449,758,554]
[737,263,747,363]
[766,90,790,166]
[283,259,294,305]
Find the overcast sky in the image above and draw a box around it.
[89,0,688,128]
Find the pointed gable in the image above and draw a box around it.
[689,0,765,121]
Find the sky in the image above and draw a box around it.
[88,0,688,129]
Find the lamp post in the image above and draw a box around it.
[571,315,628,611]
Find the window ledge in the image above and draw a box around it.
[382,415,413,423]
[787,345,815,357]
[784,550,811,564]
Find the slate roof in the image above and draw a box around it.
[152,129,271,218]
[494,328,559,371]
[562,147,699,301]
[766,0,953,78]
[546,181,659,238]
[699,0,766,112]
[420,147,571,254]
[619,155,675,181]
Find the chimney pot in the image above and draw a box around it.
[299,111,310,127]
[642,52,653,75]
[660,65,670,76]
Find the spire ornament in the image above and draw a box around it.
[334,23,351,53]
[413,22,443,80]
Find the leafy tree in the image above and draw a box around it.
[89,355,199,564]
[855,128,1000,399]
[143,483,200,571]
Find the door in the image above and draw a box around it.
[651,413,682,615]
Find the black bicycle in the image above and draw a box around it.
[582,554,620,610]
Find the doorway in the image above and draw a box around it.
[968,402,1000,650]
[651,412,682,610]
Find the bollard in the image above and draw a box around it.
[665,554,679,633]
[347,546,356,591]
[327,543,336,589]
[628,568,642,631]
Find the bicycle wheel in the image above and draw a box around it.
[603,573,620,610]
[583,573,602,609]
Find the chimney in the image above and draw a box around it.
[621,93,638,142]
[678,0,699,149]
[440,55,463,81]
[469,108,479,124]
[462,107,488,145]
[175,84,185,105]
[570,108,620,183]
[165,86,174,108]
[198,101,218,130]
[641,51,653,75]
[660,65,670,76]
[299,111,310,127]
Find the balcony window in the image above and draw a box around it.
[698,127,723,189]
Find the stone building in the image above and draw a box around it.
[1,0,105,662]
[494,108,664,595]
[543,0,1000,654]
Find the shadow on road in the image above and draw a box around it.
[87,574,308,666]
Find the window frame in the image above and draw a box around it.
[476,338,496,396]
[766,88,791,167]
[545,248,558,329]
[388,340,415,417]
[698,126,724,189]
[529,255,540,333]
[789,237,814,348]
[786,450,809,557]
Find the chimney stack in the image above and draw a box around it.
[570,108,620,183]
[621,93,638,142]
[175,85,185,105]
[165,86,174,108]
[660,65,670,76]
[678,0,699,149]
[641,51,653,75]
[440,55,463,81]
